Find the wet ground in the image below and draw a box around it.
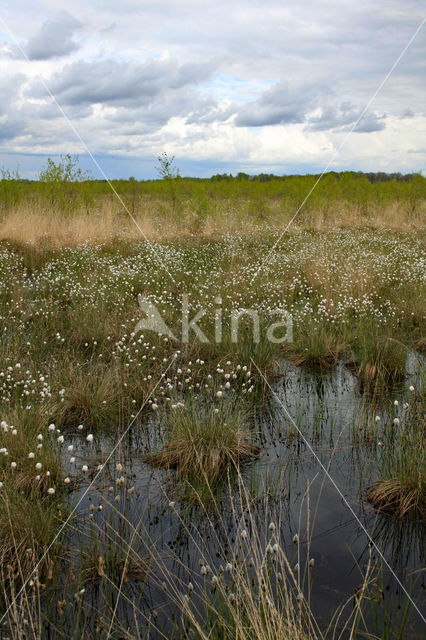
[62,356,425,638]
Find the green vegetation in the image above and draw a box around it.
[0,406,64,577]
[146,396,259,488]
[0,161,423,638]
[0,160,424,239]
[367,395,425,518]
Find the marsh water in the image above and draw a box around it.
[61,356,425,638]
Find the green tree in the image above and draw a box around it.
[156,152,180,181]
[156,152,181,212]
[39,154,92,211]
[39,154,90,183]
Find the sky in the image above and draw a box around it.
[0,1,425,179]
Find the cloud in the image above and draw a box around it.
[230,83,385,133]
[0,1,423,175]
[0,44,25,60]
[0,117,27,142]
[353,112,386,133]
[0,74,26,117]
[28,58,218,107]
[27,11,82,60]
[307,103,386,133]
[234,81,327,127]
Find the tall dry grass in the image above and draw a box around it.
[0,197,423,247]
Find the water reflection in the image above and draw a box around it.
[59,357,424,637]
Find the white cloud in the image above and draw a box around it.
[0,0,424,176]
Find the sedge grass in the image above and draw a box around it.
[146,398,259,487]
[0,186,424,636]
[366,399,425,518]
[0,408,65,576]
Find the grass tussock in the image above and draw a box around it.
[366,399,425,519]
[284,324,347,369]
[353,335,409,385]
[55,363,122,429]
[80,549,149,587]
[146,399,259,485]
[0,490,63,578]
[366,478,425,519]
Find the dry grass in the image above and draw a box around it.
[79,550,150,587]
[354,336,409,384]
[0,202,156,247]
[366,478,425,519]
[0,198,423,247]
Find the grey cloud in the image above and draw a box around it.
[20,101,94,121]
[234,81,329,127]
[230,81,385,133]
[170,60,219,88]
[104,90,218,135]
[28,58,217,107]
[307,103,385,133]
[0,75,28,142]
[353,113,386,133]
[27,11,82,60]
[0,74,26,116]
[0,44,25,60]
[0,115,28,142]
[4,55,219,148]
[99,22,117,34]
[185,103,234,125]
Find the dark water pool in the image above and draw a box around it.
[61,357,425,638]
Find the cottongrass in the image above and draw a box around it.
[366,397,425,518]
[119,474,380,640]
[146,396,259,487]
[0,468,416,640]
